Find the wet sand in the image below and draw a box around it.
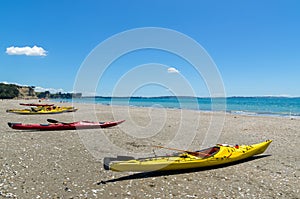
[0,100,299,198]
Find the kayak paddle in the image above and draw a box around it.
[47,119,72,125]
[153,145,208,156]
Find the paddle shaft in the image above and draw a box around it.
[153,145,207,156]
[47,119,71,125]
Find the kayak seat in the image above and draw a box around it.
[193,147,220,158]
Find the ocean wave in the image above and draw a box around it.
[52,97,300,118]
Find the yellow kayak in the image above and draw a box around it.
[6,106,77,114]
[104,140,272,172]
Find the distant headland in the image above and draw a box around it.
[0,83,81,99]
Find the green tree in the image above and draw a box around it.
[0,83,20,99]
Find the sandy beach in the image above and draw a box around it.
[0,100,299,198]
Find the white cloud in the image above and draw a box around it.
[1,81,19,85]
[6,45,47,56]
[167,67,180,74]
[34,86,65,93]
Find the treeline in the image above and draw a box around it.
[0,83,36,99]
[0,83,19,99]
[37,91,82,99]
[0,83,81,99]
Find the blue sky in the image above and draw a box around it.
[1,0,299,97]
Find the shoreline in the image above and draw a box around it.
[52,98,300,120]
[4,98,299,120]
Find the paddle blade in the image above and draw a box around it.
[47,119,59,123]
[47,119,73,125]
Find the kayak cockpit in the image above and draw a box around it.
[187,146,220,158]
[167,146,220,159]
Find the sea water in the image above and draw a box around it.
[54,97,300,118]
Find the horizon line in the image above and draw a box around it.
[1,81,299,98]
[78,95,300,98]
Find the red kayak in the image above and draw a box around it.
[19,103,55,107]
[8,119,125,131]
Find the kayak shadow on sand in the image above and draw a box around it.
[97,155,271,185]
[6,129,76,133]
